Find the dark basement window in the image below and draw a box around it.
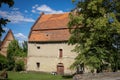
[36,62,40,68]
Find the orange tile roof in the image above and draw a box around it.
[0,30,15,56]
[29,13,70,42]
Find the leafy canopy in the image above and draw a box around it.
[0,54,8,70]
[7,40,27,70]
[0,0,14,36]
[68,0,120,72]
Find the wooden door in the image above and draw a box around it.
[57,63,64,75]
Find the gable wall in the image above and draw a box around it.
[0,32,14,56]
[27,42,76,74]
[0,41,11,56]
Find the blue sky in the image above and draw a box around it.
[0,0,75,43]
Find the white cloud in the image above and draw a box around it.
[0,10,35,23]
[12,7,19,11]
[32,6,36,9]
[18,40,25,44]
[31,10,36,13]
[0,10,8,17]
[3,27,9,32]
[32,4,39,9]
[35,4,39,7]
[14,33,27,45]
[37,5,53,12]
[32,4,64,14]
[14,33,27,40]
[25,10,28,13]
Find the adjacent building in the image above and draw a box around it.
[27,13,77,74]
[0,30,15,56]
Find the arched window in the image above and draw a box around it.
[59,49,63,58]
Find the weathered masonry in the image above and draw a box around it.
[0,30,14,57]
[27,13,76,74]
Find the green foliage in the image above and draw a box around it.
[69,0,120,72]
[15,60,25,71]
[7,40,27,57]
[22,41,28,56]
[0,18,10,36]
[0,0,14,36]
[7,40,27,70]
[0,54,7,70]
[0,0,14,7]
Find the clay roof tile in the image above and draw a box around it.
[29,13,70,42]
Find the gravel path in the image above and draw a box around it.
[73,72,120,80]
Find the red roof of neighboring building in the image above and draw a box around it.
[0,30,14,48]
[29,13,70,42]
[0,30,15,56]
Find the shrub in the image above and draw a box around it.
[0,54,8,70]
[15,60,25,71]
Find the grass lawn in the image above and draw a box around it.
[1,71,72,80]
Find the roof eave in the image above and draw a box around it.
[28,40,68,43]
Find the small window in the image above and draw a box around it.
[36,62,40,68]
[59,49,63,58]
[37,46,40,49]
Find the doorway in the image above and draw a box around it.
[57,63,64,75]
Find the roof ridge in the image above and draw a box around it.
[42,12,69,16]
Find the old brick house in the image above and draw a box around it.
[0,30,15,56]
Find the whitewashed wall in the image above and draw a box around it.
[27,42,76,74]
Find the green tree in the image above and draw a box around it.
[0,54,7,70]
[7,40,19,70]
[15,60,25,71]
[68,0,120,72]
[7,40,26,70]
[0,0,14,36]
[22,41,28,56]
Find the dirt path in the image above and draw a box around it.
[73,72,120,80]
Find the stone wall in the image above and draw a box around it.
[27,42,76,74]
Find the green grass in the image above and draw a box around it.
[1,71,72,80]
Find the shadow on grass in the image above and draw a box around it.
[62,75,73,79]
[0,78,11,80]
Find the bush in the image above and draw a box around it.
[15,60,25,71]
[0,54,8,70]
